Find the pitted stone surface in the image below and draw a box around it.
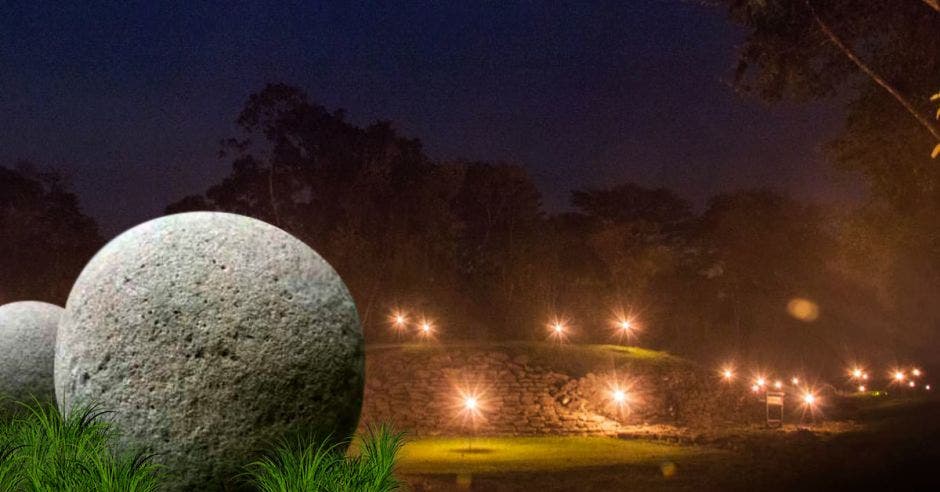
[0,301,61,413]
[55,212,364,490]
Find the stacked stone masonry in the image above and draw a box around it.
[360,347,751,437]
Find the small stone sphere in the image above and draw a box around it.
[55,212,364,490]
[0,301,61,414]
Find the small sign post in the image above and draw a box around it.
[766,391,784,428]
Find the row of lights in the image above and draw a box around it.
[723,371,820,407]
[389,311,435,338]
[389,309,642,344]
[456,378,633,429]
[547,315,638,343]
[720,364,931,407]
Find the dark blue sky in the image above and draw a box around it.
[1,1,859,235]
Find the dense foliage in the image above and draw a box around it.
[165,83,900,372]
[244,425,405,492]
[0,402,160,491]
[715,0,940,365]
[0,401,404,492]
[0,163,102,306]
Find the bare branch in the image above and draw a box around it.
[806,1,940,142]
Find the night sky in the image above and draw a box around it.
[1,1,859,236]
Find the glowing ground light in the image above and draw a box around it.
[722,369,734,380]
[802,393,816,406]
[908,381,916,388]
[548,318,570,342]
[610,314,637,344]
[418,319,434,338]
[862,373,869,380]
[894,371,906,382]
[851,368,863,378]
[774,380,783,389]
[390,311,408,328]
[456,386,486,424]
[464,396,478,411]
[858,385,866,392]
[612,389,628,404]
[791,377,800,385]
[912,368,922,377]
[755,377,766,387]
[927,385,932,391]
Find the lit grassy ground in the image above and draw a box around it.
[390,397,940,491]
[367,342,688,377]
[395,436,722,474]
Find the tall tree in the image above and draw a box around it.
[168,84,461,334]
[720,0,940,142]
[0,162,102,305]
[450,162,546,330]
[716,0,940,363]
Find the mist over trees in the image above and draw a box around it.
[164,83,904,373]
[716,0,940,365]
[3,4,935,373]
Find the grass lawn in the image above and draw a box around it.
[396,436,722,474]
[368,341,689,377]
[395,397,940,490]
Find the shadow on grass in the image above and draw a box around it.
[448,448,495,455]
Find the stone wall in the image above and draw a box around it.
[359,344,752,437]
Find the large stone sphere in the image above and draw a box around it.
[0,301,61,414]
[55,212,364,490]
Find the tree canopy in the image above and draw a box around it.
[0,162,102,305]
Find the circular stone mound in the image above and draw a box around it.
[0,301,61,414]
[55,212,364,490]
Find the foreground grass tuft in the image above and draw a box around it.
[245,424,405,492]
[0,401,160,492]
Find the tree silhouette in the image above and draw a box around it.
[0,162,102,305]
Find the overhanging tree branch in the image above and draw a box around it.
[923,0,939,13]
[806,0,940,142]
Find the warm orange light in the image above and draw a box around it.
[547,317,570,342]
[751,384,760,393]
[453,384,488,428]
[791,377,800,385]
[612,389,628,404]
[912,368,922,377]
[927,384,932,391]
[787,298,819,322]
[722,369,734,380]
[858,385,866,392]
[862,373,869,381]
[851,368,862,379]
[894,371,905,382]
[773,380,783,389]
[388,310,409,330]
[755,377,766,387]
[802,393,816,405]
[464,396,478,410]
[908,381,916,388]
[417,318,435,339]
[609,310,639,344]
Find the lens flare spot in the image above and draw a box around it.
[787,298,819,322]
